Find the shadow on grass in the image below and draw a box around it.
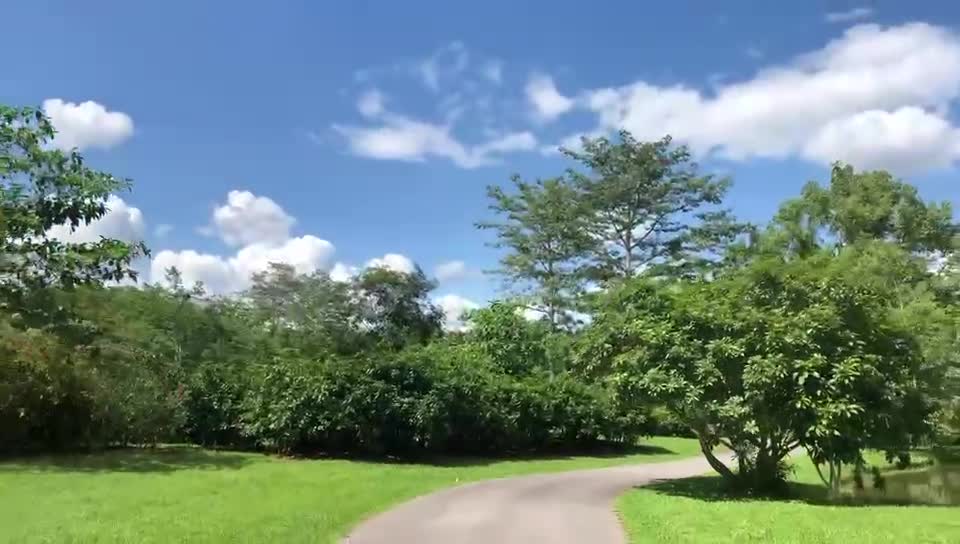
[292,441,676,468]
[639,464,960,508]
[0,445,255,474]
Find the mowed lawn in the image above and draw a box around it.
[618,450,960,544]
[1,436,700,544]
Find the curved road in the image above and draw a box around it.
[344,453,729,544]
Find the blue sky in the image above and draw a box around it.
[4,1,960,326]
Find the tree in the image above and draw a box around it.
[563,132,743,281]
[0,105,146,323]
[575,244,944,494]
[479,176,592,328]
[354,265,443,349]
[770,163,956,258]
[246,262,362,355]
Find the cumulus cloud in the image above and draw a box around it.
[43,99,134,151]
[525,73,574,121]
[560,22,960,173]
[825,7,873,23]
[803,107,960,173]
[47,195,145,244]
[365,253,416,274]
[151,235,335,294]
[150,191,334,293]
[434,293,479,331]
[357,89,386,118]
[334,113,536,168]
[434,260,471,282]
[211,190,295,247]
[329,262,359,283]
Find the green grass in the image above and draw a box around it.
[0,436,700,544]
[617,449,960,544]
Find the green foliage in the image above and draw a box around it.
[563,132,745,280]
[239,345,644,456]
[353,266,443,349]
[770,163,956,256]
[576,244,945,493]
[478,176,592,327]
[0,105,145,315]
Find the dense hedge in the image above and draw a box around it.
[231,348,644,455]
[1,326,645,455]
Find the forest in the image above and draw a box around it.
[2,104,958,495]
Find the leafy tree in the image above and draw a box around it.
[0,105,146,323]
[246,262,362,355]
[479,176,592,327]
[770,163,956,257]
[354,265,443,349]
[576,244,944,494]
[563,132,743,281]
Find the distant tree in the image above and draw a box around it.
[478,176,592,328]
[246,262,362,354]
[354,266,443,349]
[563,132,744,281]
[770,163,956,258]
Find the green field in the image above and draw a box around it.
[0,436,700,544]
[618,451,960,544]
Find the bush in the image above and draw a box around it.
[236,346,644,456]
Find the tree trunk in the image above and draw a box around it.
[698,434,736,481]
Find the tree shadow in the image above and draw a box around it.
[639,465,960,508]
[291,440,676,468]
[0,446,255,474]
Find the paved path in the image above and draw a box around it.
[343,453,730,544]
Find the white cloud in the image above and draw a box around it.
[150,190,334,293]
[434,294,479,331]
[330,262,358,283]
[825,7,873,23]
[334,113,536,168]
[745,46,764,59]
[151,235,335,294]
[482,60,503,84]
[803,107,960,173]
[357,89,386,118]
[564,22,960,173]
[525,73,574,121]
[151,249,238,293]
[47,195,145,244]
[211,190,295,247]
[43,99,134,151]
[417,41,469,91]
[365,252,415,274]
[435,260,469,282]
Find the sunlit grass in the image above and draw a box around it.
[618,448,960,544]
[0,436,700,544]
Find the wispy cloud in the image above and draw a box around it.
[825,7,873,23]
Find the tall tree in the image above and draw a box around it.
[770,162,957,258]
[563,132,742,281]
[478,176,592,327]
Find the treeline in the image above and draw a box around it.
[2,105,959,494]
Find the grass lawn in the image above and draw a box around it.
[617,449,960,544]
[0,436,700,543]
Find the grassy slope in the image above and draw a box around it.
[618,451,960,544]
[0,436,700,544]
